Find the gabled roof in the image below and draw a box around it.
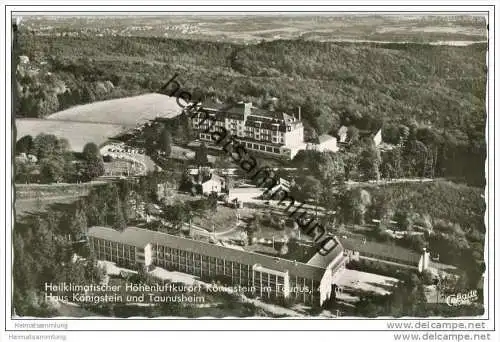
[306,237,344,268]
[340,237,421,266]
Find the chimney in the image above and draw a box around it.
[421,247,430,271]
[298,106,301,121]
[244,102,252,115]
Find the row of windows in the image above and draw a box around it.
[197,134,282,154]
[90,239,320,304]
[243,142,281,153]
[154,259,253,285]
[95,247,135,259]
[90,238,135,253]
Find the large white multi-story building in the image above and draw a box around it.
[190,101,307,159]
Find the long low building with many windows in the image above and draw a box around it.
[88,226,347,306]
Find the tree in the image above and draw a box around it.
[342,151,359,181]
[15,159,38,183]
[16,135,34,154]
[338,187,372,225]
[70,207,88,238]
[112,197,126,231]
[382,124,402,145]
[82,142,105,181]
[318,152,345,184]
[160,127,172,157]
[247,214,261,245]
[347,126,360,144]
[394,206,414,231]
[303,176,322,216]
[163,202,192,233]
[39,156,65,183]
[33,134,63,160]
[358,145,381,181]
[382,148,403,180]
[180,114,195,144]
[403,140,428,178]
[194,143,209,166]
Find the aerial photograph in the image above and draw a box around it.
[11,13,487,318]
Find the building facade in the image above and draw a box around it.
[201,175,223,195]
[190,101,306,159]
[88,227,154,271]
[88,226,347,306]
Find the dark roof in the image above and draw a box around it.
[89,226,344,281]
[88,226,153,248]
[340,237,421,266]
[200,101,298,126]
[318,134,336,144]
[200,100,228,111]
[359,128,382,139]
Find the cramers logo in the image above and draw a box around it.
[446,290,479,306]
[160,74,337,256]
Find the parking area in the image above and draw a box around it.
[101,143,158,173]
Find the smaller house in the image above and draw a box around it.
[266,177,291,197]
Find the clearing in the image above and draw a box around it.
[16,119,126,152]
[46,93,183,126]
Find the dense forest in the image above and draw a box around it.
[13,174,175,316]
[12,29,488,317]
[15,33,486,185]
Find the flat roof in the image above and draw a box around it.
[88,226,152,248]
[340,237,421,265]
[88,226,345,281]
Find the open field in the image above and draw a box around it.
[46,93,182,126]
[16,118,126,152]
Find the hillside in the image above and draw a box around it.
[17,36,486,132]
[15,34,487,185]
